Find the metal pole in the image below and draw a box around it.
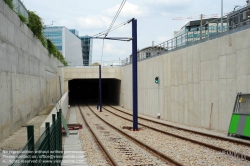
[221,0,223,32]
[132,18,138,131]
[57,109,62,162]
[200,14,203,40]
[45,122,50,165]
[247,6,249,25]
[99,65,102,112]
[175,37,177,48]
[58,109,62,153]
[208,22,210,39]
[27,125,34,166]
[52,114,56,156]
[217,19,219,35]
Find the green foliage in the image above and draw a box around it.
[38,35,47,48]
[47,39,57,57]
[4,0,14,10]
[47,39,67,65]
[25,11,67,66]
[27,11,43,38]
[18,13,27,24]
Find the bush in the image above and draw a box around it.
[4,0,14,10]
[25,11,67,66]
[47,39,67,65]
[18,13,27,24]
[4,3,68,66]
[47,39,57,57]
[27,11,43,38]
[38,35,47,48]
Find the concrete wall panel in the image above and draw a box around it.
[237,75,248,93]
[226,54,236,79]
[227,34,236,55]
[219,55,227,79]
[0,3,63,141]
[121,27,250,132]
[187,47,193,83]
[237,49,248,76]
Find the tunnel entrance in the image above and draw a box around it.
[69,79,121,105]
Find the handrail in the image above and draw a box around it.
[121,6,250,66]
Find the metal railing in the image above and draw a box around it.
[65,60,122,67]
[121,6,250,66]
[12,0,29,21]
[9,110,62,166]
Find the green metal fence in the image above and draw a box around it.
[9,110,62,166]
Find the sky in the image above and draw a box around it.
[22,0,246,63]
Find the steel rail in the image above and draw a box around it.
[85,102,183,166]
[77,102,117,166]
[106,104,250,146]
[102,105,250,162]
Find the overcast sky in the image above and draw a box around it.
[22,0,246,63]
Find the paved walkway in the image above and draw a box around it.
[61,107,88,166]
[0,105,54,166]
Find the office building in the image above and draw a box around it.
[43,26,82,66]
[173,18,227,46]
[79,36,93,66]
[69,29,79,37]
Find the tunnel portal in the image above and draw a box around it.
[69,79,121,105]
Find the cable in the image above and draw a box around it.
[92,20,130,37]
[105,0,126,37]
[99,0,127,65]
[93,19,131,37]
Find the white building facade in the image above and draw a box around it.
[44,26,82,66]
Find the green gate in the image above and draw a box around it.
[9,110,63,166]
[228,93,250,138]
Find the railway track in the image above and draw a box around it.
[105,104,250,146]
[85,105,250,166]
[102,104,250,161]
[75,102,116,166]
[77,101,178,166]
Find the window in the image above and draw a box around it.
[56,46,62,50]
[146,52,151,58]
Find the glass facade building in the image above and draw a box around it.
[174,18,227,46]
[69,29,79,37]
[43,26,82,66]
[79,36,93,66]
[44,26,63,52]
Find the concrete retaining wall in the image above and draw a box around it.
[0,0,64,141]
[121,28,250,132]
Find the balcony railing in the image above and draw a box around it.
[122,6,250,66]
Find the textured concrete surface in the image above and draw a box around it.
[64,67,121,83]
[0,0,64,142]
[40,92,68,135]
[121,27,250,132]
[0,104,53,151]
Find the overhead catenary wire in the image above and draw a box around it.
[105,0,126,37]
[92,19,132,37]
[100,0,127,65]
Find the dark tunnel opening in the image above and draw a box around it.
[69,79,121,105]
